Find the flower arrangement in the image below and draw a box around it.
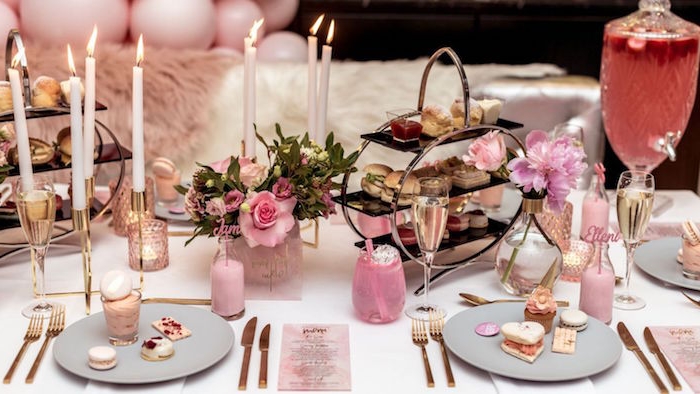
[463,129,586,285]
[0,124,15,184]
[178,125,359,248]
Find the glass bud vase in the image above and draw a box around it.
[211,236,245,320]
[495,197,563,296]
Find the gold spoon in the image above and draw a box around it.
[459,293,570,307]
[681,290,700,308]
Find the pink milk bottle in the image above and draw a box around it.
[579,242,615,324]
[580,169,610,240]
[352,244,406,323]
[211,237,245,320]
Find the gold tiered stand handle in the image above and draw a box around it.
[4,29,31,105]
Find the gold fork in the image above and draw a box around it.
[412,318,434,388]
[3,314,43,384]
[25,305,65,383]
[429,310,455,387]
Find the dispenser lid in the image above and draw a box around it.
[606,0,700,40]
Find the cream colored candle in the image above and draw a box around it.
[67,45,86,210]
[7,49,32,191]
[243,18,263,158]
[307,14,324,141]
[83,26,97,178]
[315,20,334,144]
[132,35,145,193]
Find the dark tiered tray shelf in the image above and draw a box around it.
[360,118,523,153]
[334,176,509,217]
[354,218,508,262]
[0,102,107,123]
[6,143,132,176]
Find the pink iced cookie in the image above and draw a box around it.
[475,321,500,337]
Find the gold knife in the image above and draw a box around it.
[259,324,270,389]
[141,297,211,305]
[617,322,669,394]
[644,327,682,391]
[238,316,257,390]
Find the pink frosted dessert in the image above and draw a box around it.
[100,270,141,345]
[523,286,557,333]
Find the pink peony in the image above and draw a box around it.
[205,197,227,217]
[507,130,586,212]
[321,192,336,218]
[239,191,297,247]
[184,187,204,220]
[239,157,268,189]
[462,131,506,172]
[272,177,293,199]
[224,189,244,212]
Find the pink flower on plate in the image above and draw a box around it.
[462,130,506,172]
[239,191,297,247]
[239,157,268,189]
[272,177,293,199]
[507,130,586,212]
[224,189,244,212]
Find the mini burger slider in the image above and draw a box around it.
[361,164,393,198]
[381,171,420,206]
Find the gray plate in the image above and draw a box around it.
[53,304,234,384]
[636,237,700,291]
[443,303,621,382]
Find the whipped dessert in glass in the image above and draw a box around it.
[100,270,141,345]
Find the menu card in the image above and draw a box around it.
[278,324,351,391]
[649,326,700,392]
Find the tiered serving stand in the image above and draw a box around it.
[0,29,131,306]
[336,47,526,294]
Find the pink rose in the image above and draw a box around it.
[272,177,293,199]
[462,131,506,172]
[185,187,204,220]
[209,157,231,173]
[205,197,227,217]
[224,189,244,212]
[239,191,297,247]
[239,157,268,188]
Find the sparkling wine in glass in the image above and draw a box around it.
[614,170,654,310]
[14,176,62,318]
[405,177,449,321]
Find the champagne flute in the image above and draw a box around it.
[405,177,449,321]
[14,176,62,318]
[614,170,654,310]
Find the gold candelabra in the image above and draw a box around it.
[72,207,92,314]
[131,189,146,291]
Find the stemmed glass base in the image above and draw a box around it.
[21,300,62,319]
[405,303,445,321]
[613,293,646,310]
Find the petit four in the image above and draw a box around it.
[152,157,179,178]
[140,336,174,361]
[468,99,484,126]
[88,346,117,370]
[500,321,545,363]
[100,270,132,301]
[551,327,577,354]
[451,166,491,189]
[396,223,417,246]
[559,309,588,331]
[682,220,700,245]
[466,210,488,229]
[436,156,464,176]
[152,317,192,341]
[446,213,470,232]
[0,81,13,112]
[450,98,466,128]
[100,270,141,345]
[478,98,503,124]
[361,163,393,198]
[420,104,453,137]
[523,285,557,333]
[380,171,420,206]
[31,76,61,107]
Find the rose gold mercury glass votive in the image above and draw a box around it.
[127,219,169,271]
[109,176,155,236]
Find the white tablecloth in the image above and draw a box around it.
[1,189,699,394]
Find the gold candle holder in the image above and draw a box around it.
[85,176,95,209]
[131,190,146,291]
[72,207,93,314]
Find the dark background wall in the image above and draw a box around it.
[291,0,700,190]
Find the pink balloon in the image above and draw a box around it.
[20,0,129,46]
[215,0,266,51]
[258,31,306,63]
[256,0,299,32]
[0,3,18,38]
[0,0,18,13]
[130,0,216,49]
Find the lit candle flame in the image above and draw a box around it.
[136,34,144,67]
[309,14,325,35]
[248,18,264,45]
[67,44,76,76]
[87,25,98,57]
[326,20,335,45]
[10,47,24,69]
